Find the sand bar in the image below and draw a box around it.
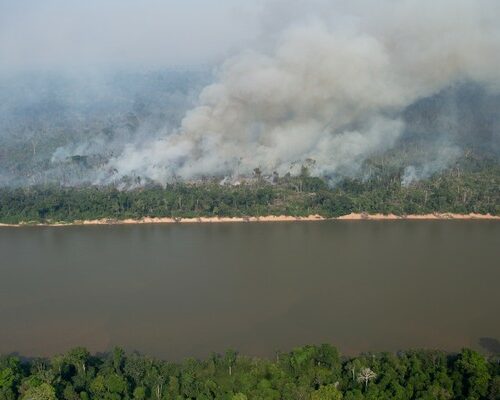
[0,213,499,227]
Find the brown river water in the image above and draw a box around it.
[0,221,499,359]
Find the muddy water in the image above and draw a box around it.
[0,221,498,359]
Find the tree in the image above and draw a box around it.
[123,356,148,387]
[112,347,125,374]
[311,384,343,400]
[133,386,146,400]
[344,359,363,385]
[145,367,165,400]
[104,373,127,394]
[225,349,237,376]
[0,346,498,400]
[357,367,377,391]
[0,369,15,391]
[315,344,340,368]
[21,383,56,400]
[89,373,126,399]
[488,376,500,400]
[289,346,316,377]
[62,384,79,400]
[65,348,90,375]
[454,349,490,400]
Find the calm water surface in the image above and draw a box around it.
[0,221,499,359]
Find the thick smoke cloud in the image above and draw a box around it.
[102,0,500,184]
[1,0,500,187]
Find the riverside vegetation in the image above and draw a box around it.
[0,156,499,224]
[0,346,498,400]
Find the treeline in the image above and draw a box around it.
[0,346,498,400]
[0,160,499,224]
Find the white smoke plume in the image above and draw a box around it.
[96,0,500,184]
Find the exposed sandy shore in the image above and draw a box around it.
[336,212,500,220]
[0,213,499,227]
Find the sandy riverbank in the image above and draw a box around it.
[336,212,500,220]
[0,213,499,227]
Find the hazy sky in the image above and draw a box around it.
[0,0,263,70]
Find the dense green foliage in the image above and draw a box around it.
[0,346,498,400]
[0,158,498,224]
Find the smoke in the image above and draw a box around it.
[0,69,211,186]
[401,146,462,187]
[100,0,500,184]
[1,0,500,187]
[0,0,260,70]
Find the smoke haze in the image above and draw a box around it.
[0,0,260,69]
[1,0,500,186]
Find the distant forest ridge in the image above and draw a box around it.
[0,155,498,224]
[0,345,499,400]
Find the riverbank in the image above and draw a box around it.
[1,212,499,227]
[336,212,500,220]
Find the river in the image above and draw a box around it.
[0,221,499,359]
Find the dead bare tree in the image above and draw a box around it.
[357,367,377,391]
